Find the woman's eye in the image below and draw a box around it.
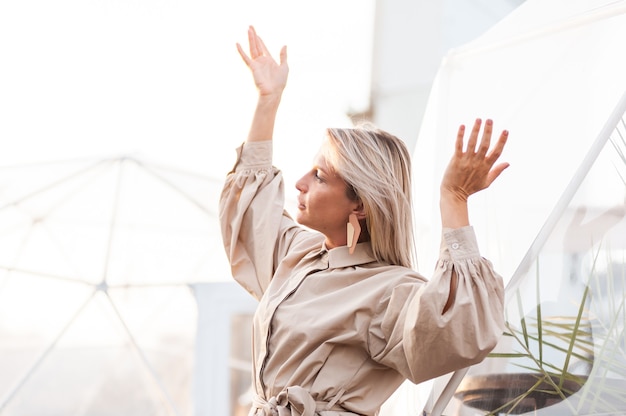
[314,170,323,182]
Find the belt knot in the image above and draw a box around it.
[251,386,317,416]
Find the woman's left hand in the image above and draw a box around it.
[237,26,288,100]
[441,118,509,202]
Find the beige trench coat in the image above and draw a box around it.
[219,141,505,416]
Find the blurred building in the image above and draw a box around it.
[358,0,524,153]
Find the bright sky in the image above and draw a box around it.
[0,0,377,365]
[0,0,375,190]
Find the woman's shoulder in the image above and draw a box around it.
[363,260,426,280]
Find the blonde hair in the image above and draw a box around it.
[322,124,415,268]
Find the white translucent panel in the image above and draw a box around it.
[0,158,229,286]
[418,3,626,412]
[0,161,114,283]
[0,275,92,342]
[0,157,215,415]
[0,272,94,398]
[0,287,194,415]
[2,346,178,416]
[412,0,626,283]
[106,286,196,347]
[443,103,626,415]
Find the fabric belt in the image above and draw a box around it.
[250,386,359,416]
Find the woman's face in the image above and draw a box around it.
[295,153,359,248]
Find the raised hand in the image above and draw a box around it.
[237,26,288,99]
[441,118,509,202]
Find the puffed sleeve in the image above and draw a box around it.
[219,141,302,300]
[368,226,505,384]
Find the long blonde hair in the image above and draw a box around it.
[322,125,415,268]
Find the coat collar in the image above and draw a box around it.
[320,241,377,269]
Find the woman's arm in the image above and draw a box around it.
[439,118,509,312]
[219,27,295,299]
[237,26,289,143]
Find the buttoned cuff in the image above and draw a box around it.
[232,140,273,172]
[441,226,480,260]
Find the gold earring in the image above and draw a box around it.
[347,213,361,254]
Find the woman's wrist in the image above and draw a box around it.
[246,94,282,143]
[440,190,470,229]
[258,90,283,106]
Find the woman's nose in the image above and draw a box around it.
[295,175,307,192]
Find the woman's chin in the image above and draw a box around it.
[295,214,312,230]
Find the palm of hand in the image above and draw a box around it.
[237,26,288,97]
[249,56,288,97]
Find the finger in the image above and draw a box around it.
[486,129,509,164]
[485,162,510,187]
[236,43,252,67]
[466,118,482,153]
[256,34,271,58]
[455,124,465,156]
[279,45,288,66]
[248,26,261,58]
[477,119,493,157]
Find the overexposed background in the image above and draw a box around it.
[10,0,611,415]
[0,0,375,188]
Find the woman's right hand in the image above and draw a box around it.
[439,118,509,228]
[440,118,509,202]
[237,26,289,99]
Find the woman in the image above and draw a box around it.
[220,26,509,416]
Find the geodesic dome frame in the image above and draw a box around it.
[0,156,229,415]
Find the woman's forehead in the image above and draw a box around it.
[315,141,335,166]
[313,152,333,171]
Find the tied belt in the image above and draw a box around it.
[251,386,357,416]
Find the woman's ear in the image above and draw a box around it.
[353,201,367,220]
